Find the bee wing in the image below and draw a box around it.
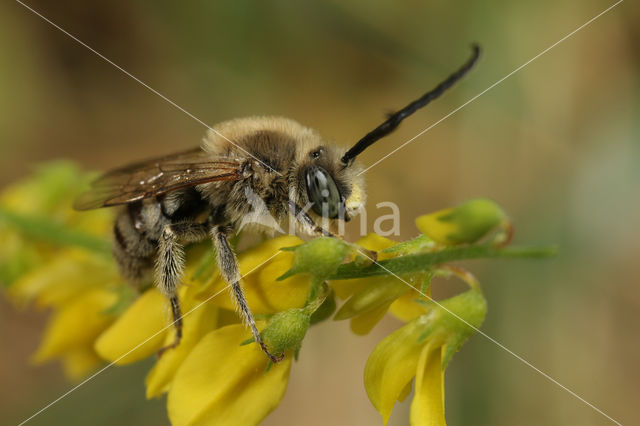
[73,148,242,210]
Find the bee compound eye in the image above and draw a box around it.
[305,166,341,219]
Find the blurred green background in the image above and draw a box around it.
[1,1,638,425]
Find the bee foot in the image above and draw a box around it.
[157,341,179,358]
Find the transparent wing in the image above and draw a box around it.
[73,148,242,210]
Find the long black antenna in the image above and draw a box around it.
[341,44,481,165]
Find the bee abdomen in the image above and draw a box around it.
[112,201,159,280]
[112,235,154,281]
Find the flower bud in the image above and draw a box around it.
[416,198,506,245]
[262,308,310,355]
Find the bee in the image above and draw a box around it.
[74,46,480,362]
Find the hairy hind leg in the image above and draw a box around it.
[155,222,208,355]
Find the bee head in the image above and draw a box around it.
[301,146,365,222]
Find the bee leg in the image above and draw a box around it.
[288,200,333,237]
[289,201,378,261]
[157,294,183,357]
[155,223,208,356]
[211,225,284,363]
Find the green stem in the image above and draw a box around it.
[330,244,557,280]
[0,207,111,256]
[306,277,324,304]
[304,281,329,315]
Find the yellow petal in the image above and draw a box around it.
[415,208,458,245]
[145,296,219,398]
[61,347,104,381]
[356,233,397,254]
[330,276,371,301]
[9,250,116,308]
[335,278,407,320]
[239,235,304,273]
[33,289,117,363]
[398,380,413,403]
[389,290,429,323]
[94,288,169,365]
[252,252,309,312]
[364,317,427,424]
[350,302,391,335]
[167,324,292,426]
[410,345,445,426]
[416,199,505,245]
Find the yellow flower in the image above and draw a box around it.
[10,247,118,379]
[364,316,443,425]
[1,163,119,379]
[364,289,487,425]
[334,276,408,335]
[145,287,221,398]
[10,248,118,379]
[2,215,117,380]
[94,287,171,365]
[4,237,117,380]
[8,249,117,308]
[32,287,117,379]
[167,323,292,426]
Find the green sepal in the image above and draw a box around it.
[277,237,351,281]
[416,289,487,368]
[310,290,336,325]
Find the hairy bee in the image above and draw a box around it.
[75,46,480,362]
